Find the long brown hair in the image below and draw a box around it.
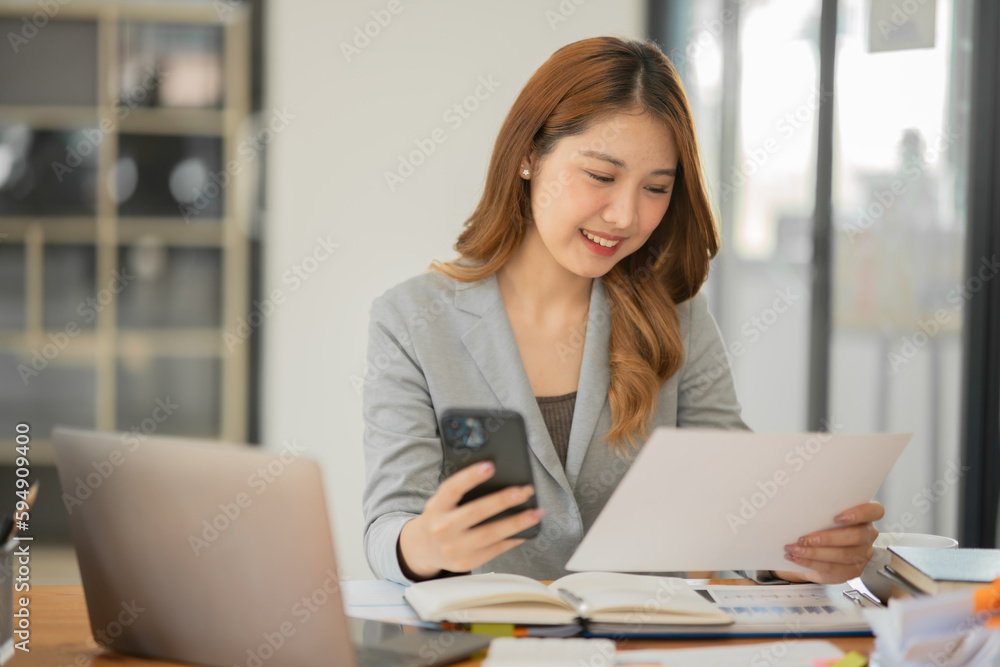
[432,36,720,452]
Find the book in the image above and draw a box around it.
[888,546,1000,594]
[402,572,733,626]
[877,565,923,599]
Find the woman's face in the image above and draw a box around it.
[525,112,678,278]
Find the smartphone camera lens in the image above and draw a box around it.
[444,416,488,449]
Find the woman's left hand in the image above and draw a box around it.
[773,501,884,584]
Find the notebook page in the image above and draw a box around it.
[549,572,724,616]
[405,572,566,617]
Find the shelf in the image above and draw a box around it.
[0,218,225,246]
[0,2,245,26]
[0,329,226,358]
[0,435,251,466]
[117,329,224,357]
[118,108,224,135]
[0,107,226,135]
[0,219,98,243]
[0,332,101,359]
[118,219,224,246]
[0,440,55,466]
[0,2,252,469]
[0,107,101,129]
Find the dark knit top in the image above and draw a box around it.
[535,391,577,468]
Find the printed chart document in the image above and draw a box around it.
[586,583,874,638]
[566,429,910,573]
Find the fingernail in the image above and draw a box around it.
[836,512,854,523]
[479,461,494,475]
[522,485,535,497]
[786,545,803,555]
[531,508,545,520]
[785,554,797,562]
[799,536,817,547]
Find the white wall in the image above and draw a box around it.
[264,0,646,579]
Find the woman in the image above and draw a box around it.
[361,36,880,586]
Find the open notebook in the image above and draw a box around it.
[403,572,733,626]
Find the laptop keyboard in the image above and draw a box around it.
[354,645,433,666]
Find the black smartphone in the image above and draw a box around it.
[438,408,541,540]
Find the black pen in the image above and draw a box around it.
[556,588,589,618]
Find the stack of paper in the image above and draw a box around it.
[616,640,846,666]
[863,581,1000,665]
[482,637,615,666]
[341,579,438,628]
[484,637,852,666]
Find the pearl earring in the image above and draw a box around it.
[521,168,530,177]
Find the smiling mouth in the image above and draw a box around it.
[581,230,621,247]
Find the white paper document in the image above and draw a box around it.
[484,638,616,666]
[616,639,844,666]
[566,429,910,573]
[341,579,437,628]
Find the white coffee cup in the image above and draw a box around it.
[873,532,959,550]
[860,532,959,603]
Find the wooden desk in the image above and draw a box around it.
[27,584,873,666]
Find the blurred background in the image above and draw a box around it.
[0,0,997,583]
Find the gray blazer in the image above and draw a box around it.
[361,270,749,585]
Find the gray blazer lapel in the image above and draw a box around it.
[564,279,611,489]
[457,274,573,495]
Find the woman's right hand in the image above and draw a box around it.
[397,460,545,581]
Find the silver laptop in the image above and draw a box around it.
[52,427,490,667]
